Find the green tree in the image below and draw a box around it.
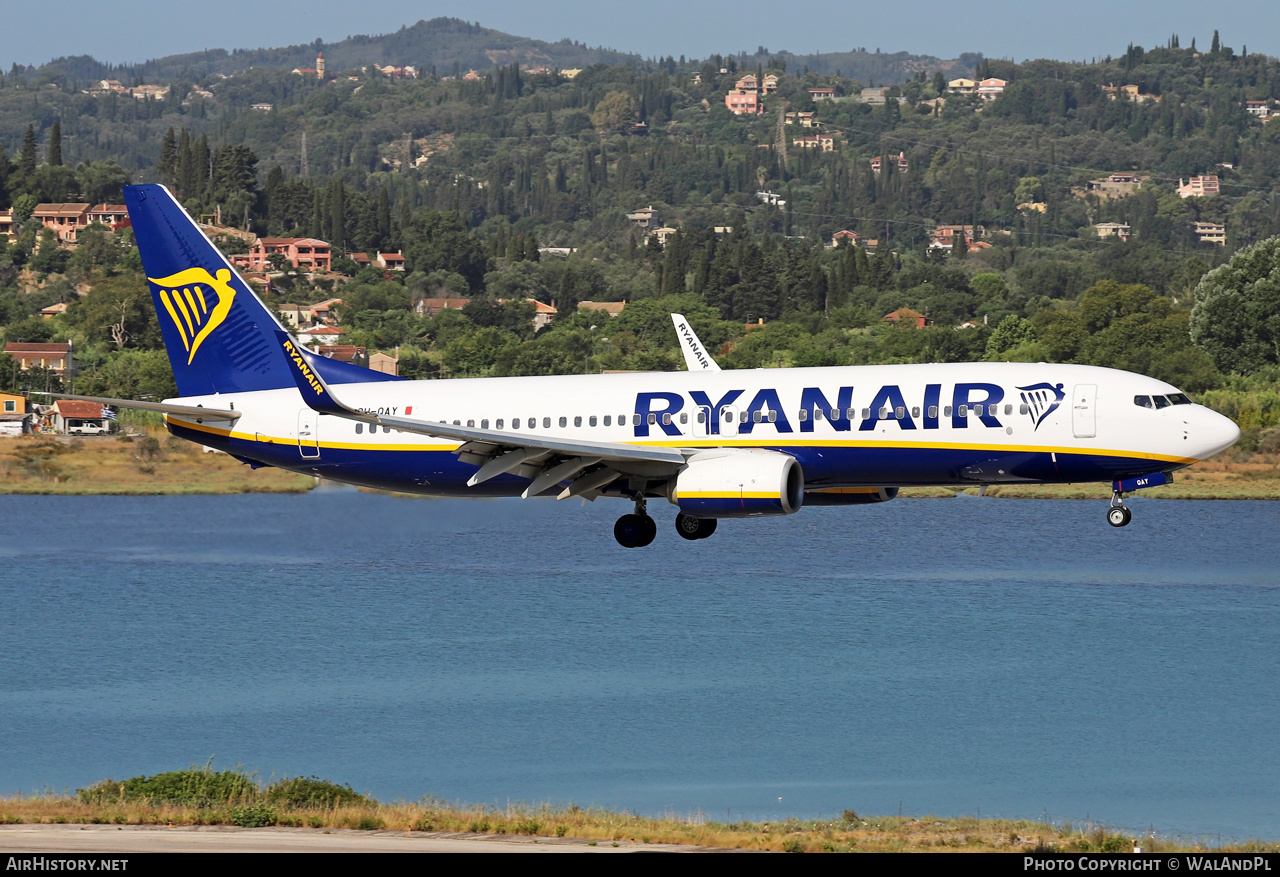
[591,91,637,132]
[48,121,62,167]
[403,211,489,291]
[1190,236,1280,374]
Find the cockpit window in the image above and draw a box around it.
[1134,395,1153,409]
[1152,395,1171,409]
[1168,393,1192,405]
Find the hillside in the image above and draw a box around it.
[30,18,645,83]
[2,29,1280,456]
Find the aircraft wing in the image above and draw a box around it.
[278,333,686,497]
[32,392,241,422]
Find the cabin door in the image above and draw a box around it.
[1072,384,1097,439]
[297,409,321,458]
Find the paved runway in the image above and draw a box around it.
[0,824,740,853]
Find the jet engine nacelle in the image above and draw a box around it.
[803,487,900,505]
[668,449,804,518]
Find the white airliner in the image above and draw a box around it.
[54,185,1240,547]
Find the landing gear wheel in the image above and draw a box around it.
[675,513,717,541]
[1107,506,1132,527]
[615,514,657,548]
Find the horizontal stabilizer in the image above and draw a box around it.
[33,392,240,422]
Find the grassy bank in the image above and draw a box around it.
[0,433,314,495]
[3,793,1275,853]
[1,770,1275,853]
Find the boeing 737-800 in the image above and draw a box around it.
[51,185,1241,547]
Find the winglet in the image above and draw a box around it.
[277,331,373,420]
[670,314,720,371]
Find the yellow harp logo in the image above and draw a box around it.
[148,268,237,364]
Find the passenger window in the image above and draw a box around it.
[814,408,824,421]
[528,417,537,428]
[845,408,854,420]
[894,406,904,419]
[944,406,953,417]
[632,414,640,426]
[559,416,567,427]
[453,419,461,425]
[768,410,777,422]
[496,419,504,429]
[1153,396,1170,409]
[879,407,889,419]
[861,408,870,420]
[604,415,612,426]
[697,410,706,424]
[383,426,391,433]
[959,405,969,416]
[1004,404,1013,415]
[543,417,551,428]
[798,409,808,422]
[662,413,672,425]
[481,419,489,429]
[574,416,582,427]
[679,412,688,424]
[1019,404,1029,415]
[467,419,475,427]
[647,413,657,425]
[911,407,920,418]
[929,406,938,418]
[974,404,983,417]
[1134,395,1153,409]
[589,416,597,426]
[753,410,762,423]
[355,423,363,434]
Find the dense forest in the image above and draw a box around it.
[2,22,1280,450]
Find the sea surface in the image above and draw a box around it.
[1,489,1278,840]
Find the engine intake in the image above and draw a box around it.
[669,450,804,518]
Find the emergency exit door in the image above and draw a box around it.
[298,409,321,458]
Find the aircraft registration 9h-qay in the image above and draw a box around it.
[53,184,1241,547]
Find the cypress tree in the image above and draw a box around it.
[18,124,36,181]
[159,127,177,186]
[48,121,62,167]
[330,177,346,249]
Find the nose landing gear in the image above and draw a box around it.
[1107,491,1132,527]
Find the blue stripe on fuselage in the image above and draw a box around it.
[171,423,1177,496]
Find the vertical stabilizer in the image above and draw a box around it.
[125,184,399,397]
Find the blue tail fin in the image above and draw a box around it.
[124,184,399,396]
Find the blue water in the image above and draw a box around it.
[2,490,1278,839]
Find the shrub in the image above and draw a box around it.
[354,816,384,831]
[228,804,277,828]
[265,776,368,809]
[78,767,257,807]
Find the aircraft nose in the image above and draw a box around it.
[1193,407,1241,459]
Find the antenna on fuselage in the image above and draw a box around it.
[670,313,721,372]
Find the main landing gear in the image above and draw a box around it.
[613,496,718,547]
[1107,491,1132,527]
[674,513,717,541]
[614,494,657,548]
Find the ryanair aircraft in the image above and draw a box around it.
[61,184,1240,547]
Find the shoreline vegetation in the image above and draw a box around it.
[1,770,1275,853]
[2,432,1278,499]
